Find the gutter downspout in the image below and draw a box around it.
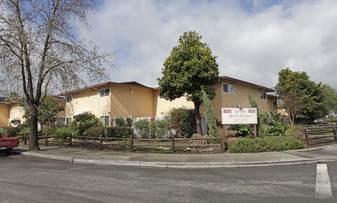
[130,88,133,119]
[233,86,236,107]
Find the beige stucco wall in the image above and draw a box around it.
[110,85,154,118]
[9,103,26,126]
[65,85,110,119]
[0,103,9,127]
[65,84,156,125]
[153,90,194,117]
[266,95,277,113]
[56,100,66,118]
[211,79,276,121]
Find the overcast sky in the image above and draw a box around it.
[76,0,337,90]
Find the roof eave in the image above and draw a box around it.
[220,76,275,92]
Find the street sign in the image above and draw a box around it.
[221,108,258,125]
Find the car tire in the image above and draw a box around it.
[5,148,13,156]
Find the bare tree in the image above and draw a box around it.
[0,0,114,150]
[280,93,304,126]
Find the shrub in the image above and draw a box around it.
[1,126,17,137]
[41,128,56,136]
[54,126,70,140]
[17,127,30,140]
[85,126,106,137]
[266,125,283,136]
[0,128,8,137]
[107,118,133,138]
[230,136,304,153]
[266,124,289,136]
[229,125,253,138]
[107,127,132,138]
[134,119,150,138]
[114,118,132,127]
[286,125,306,142]
[150,120,169,139]
[15,124,29,133]
[166,108,196,138]
[69,113,100,136]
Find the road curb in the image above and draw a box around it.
[74,158,337,169]
[21,152,74,163]
[20,151,337,169]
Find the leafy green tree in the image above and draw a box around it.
[321,84,337,118]
[275,68,325,124]
[202,90,219,137]
[158,31,219,134]
[21,96,65,127]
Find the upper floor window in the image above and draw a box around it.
[66,96,72,103]
[260,92,267,100]
[223,83,234,94]
[100,88,110,97]
[272,98,277,106]
[159,91,168,99]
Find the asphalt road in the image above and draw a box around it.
[1,155,336,202]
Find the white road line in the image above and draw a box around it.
[315,164,333,199]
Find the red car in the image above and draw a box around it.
[0,131,19,155]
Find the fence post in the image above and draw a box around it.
[69,134,72,147]
[100,134,103,150]
[130,131,133,152]
[333,127,337,141]
[220,136,224,153]
[45,133,48,146]
[171,134,175,153]
[304,129,310,147]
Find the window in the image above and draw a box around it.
[272,98,277,106]
[223,83,234,94]
[56,117,66,126]
[159,92,167,99]
[100,116,110,126]
[66,118,72,125]
[100,88,110,97]
[260,92,267,100]
[66,96,72,103]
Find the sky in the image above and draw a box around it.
[75,0,337,90]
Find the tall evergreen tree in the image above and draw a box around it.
[158,31,219,134]
[202,90,219,137]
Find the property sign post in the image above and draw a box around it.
[221,108,258,139]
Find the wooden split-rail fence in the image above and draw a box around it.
[303,125,337,147]
[21,133,225,153]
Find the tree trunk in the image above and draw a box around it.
[29,114,40,151]
[194,101,202,135]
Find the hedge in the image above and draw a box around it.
[230,136,304,153]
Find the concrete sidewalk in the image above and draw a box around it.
[16,143,337,168]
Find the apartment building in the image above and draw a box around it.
[61,76,276,126]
